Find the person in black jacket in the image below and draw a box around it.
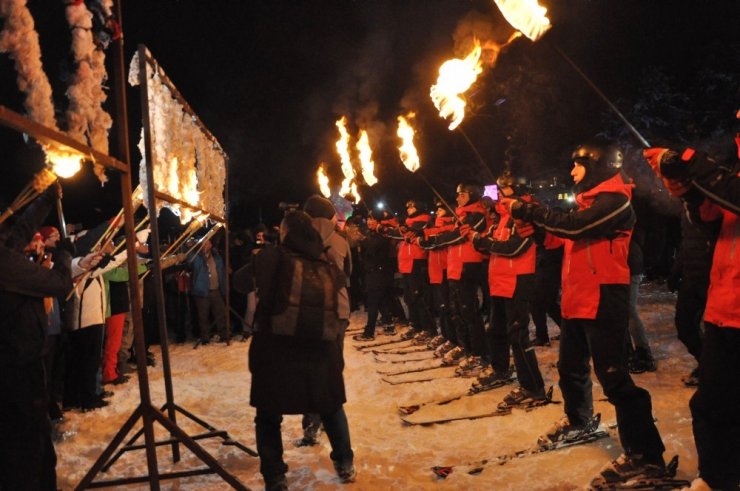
[354,214,397,340]
[234,211,355,491]
[0,189,74,491]
[668,212,717,385]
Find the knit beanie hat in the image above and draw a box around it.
[303,194,336,220]
[39,226,60,241]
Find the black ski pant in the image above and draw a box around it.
[531,266,561,341]
[487,274,544,394]
[675,273,707,362]
[363,270,394,337]
[403,260,436,335]
[432,276,455,343]
[65,324,104,408]
[690,322,740,490]
[558,285,664,461]
[448,262,487,356]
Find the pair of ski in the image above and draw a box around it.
[377,359,443,376]
[396,373,517,416]
[431,413,610,478]
[374,352,437,364]
[430,414,690,490]
[401,385,558,425]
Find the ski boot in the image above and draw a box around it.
[455,355,484,377]
[538,416,594,445]
[589,453,668,489]
[400,327,420,340]
[629,347,657,374]
[426,335,445,350]
[441,346,465,366]
[497,387,548,411]
[470,367,514,393]
[352,332,375,342]
[412,331,434,345]
[434,340,455,358]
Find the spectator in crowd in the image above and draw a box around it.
[0,190,74,490]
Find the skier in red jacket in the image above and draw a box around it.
[509,140,667,488]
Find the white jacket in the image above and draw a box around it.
[72,251,128,329]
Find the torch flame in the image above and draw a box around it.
[356,130,377,186]
[46,147,83,178]
[316,164,332,198]
[430,40,483,130]
[349,181,361,204]
[335,116,355,181]
[492,0,551,41]
[397,113,420,173]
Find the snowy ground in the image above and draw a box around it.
[55,281,698,490]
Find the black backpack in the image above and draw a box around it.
[270,249,345,341]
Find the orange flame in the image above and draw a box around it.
[349,181,361,204]
[492,0,551,41]
[335,116,355,197]
[356,129,377,186]
[397,113,420,173]
[316,164,332,198]
[430,39,483,130]
[335,116,355,181]
[46,147,83,178]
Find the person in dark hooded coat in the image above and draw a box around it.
[234,210,355,491]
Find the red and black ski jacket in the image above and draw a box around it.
[690,200,740,328]
[513,172,635,320]
[386,212,430,274]
[424,201,487,280]
[473,207,536,299]
[424,215,455,284]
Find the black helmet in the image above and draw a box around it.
[405,199,427,215]
[571,139,623,190]
[496,170,530,196]
[456,181,484,203]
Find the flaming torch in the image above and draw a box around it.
[397,113,420,173]
[491,0,650,147]
[335,116,355,197]
[491,0,551,41]
[356,129,377,186]
[430,40,483,131]
[0,145,86,225]
[316,164,332,198]
[395,112,460,223]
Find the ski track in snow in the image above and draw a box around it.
[55,281,697,490]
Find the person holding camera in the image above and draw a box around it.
[235,210,355,491]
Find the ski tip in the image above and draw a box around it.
[398,405,419,415]
[431,466,453,479]
[666,455,679,477]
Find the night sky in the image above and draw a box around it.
[1,0,739,229]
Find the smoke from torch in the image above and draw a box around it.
[316,164,332,198]
[356,129,377,186]
[397,113,420,173]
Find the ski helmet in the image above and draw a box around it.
[571,139,623,191]
[456,182,484,202]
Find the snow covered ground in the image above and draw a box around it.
[55,281,698,490]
